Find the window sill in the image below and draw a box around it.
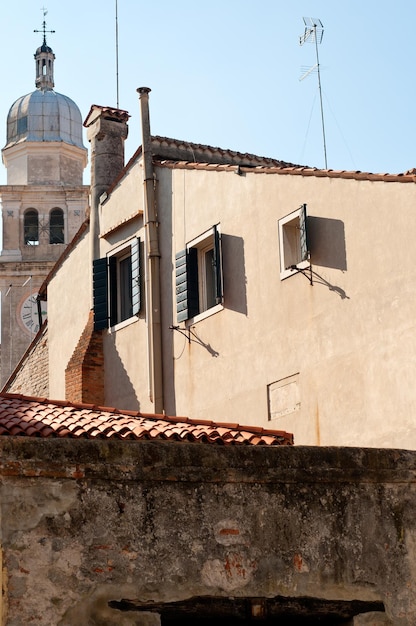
[280,260,310,281]
[186,303,223,326]
[108,315,139,333]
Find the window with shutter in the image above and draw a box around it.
[93,237,141,330]
[175,225,223,323]
[278,204,310,280]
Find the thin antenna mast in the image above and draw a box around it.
[115,0,119,108]
[299,17,327,169]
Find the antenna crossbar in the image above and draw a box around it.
[299,64,318,81]
[298,16,327,169]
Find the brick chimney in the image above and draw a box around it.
[84,105,130,260]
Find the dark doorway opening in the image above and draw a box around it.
[109,595,385,625]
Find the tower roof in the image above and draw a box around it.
[3,18,85,151]
[5,90,85,149]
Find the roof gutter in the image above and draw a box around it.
[137,87,164,414]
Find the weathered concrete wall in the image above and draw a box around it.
[0,442,415,625]
[47,228,91,399]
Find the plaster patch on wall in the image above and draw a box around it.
[0,481,78,537]
[214,520,246,546]
[268,374,300,421]
[201,551,257,591]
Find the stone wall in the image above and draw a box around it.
[3,324,48,396]
[0,441,415,625]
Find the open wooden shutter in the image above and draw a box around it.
[213,225,223,305]
[93,258,109,330]
[176,249,189,322]
[131,237,141,316]
[175,247,199,322]
[108,256,117,326]
[299,203,309,262]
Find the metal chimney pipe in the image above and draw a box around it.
[137,87,164,414]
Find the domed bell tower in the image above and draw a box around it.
[0,15,89,387]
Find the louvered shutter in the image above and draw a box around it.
[176,249,189,322]
[131,237,141,316]
[108,256,117,326]
[299,203,309,262]
[93,258,108,330]
[176,247,199,322]
[213,225,223,304]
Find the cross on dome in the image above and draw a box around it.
[33,9,56,91]
[34,7,55,47]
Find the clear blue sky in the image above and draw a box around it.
[1,0,415,185]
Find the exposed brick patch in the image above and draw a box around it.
[4,324,49,397]
[65,311,104,404]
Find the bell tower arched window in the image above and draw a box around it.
[24,210,39,246]
[49,208,64,244]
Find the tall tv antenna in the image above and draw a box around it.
[299,17,327,169]
[115,0,119,108]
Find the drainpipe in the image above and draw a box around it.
[137,87,164,414]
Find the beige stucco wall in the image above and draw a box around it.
[48,229,92,400]
[99,157,144,236]
[164,167,416,447]
[46,155,416,449]
[98,165,146,411]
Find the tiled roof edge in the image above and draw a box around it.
[0,393,293,444]
[153,160,416,183]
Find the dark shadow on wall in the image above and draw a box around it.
[157,169,177,416]
[222,234,248,316]
[104,333,141,411]
[308,217,347,271]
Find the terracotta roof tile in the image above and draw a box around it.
[155,159,416,184]
[0,394,293,446]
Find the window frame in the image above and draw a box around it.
[93,237,141,331]
[278,204,310,280]
[109,245,134,327]
[176,225,223,324]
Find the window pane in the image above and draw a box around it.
[119,255,132,322]
[204,247,216,310]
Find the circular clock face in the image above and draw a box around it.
[18,293,47,335]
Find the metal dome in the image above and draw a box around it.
[5,90,85,150]
[36,42,53,54]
